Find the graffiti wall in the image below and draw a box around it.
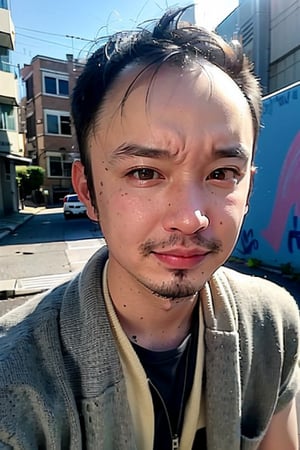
[233,82,300,271]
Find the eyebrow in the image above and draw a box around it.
[109,143,175,163]
[214,145,250,161]
[109,142,250,164]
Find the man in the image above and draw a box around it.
[0,7,298,450]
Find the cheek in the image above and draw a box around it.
[97,186,157,238]
[210,188,249,228]
[219,196,248,233]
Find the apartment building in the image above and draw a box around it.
[21,54,84,205]
[216,0,300,94]
[0,0,29,216]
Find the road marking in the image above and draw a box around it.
[16,273,74,290]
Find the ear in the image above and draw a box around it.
[245,165,257,215]
[72,160,98,222]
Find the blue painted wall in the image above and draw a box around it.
[233,82,300,271]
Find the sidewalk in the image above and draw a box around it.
[0,206,45,241]
[0,206,48,299]
[226,260,300,304]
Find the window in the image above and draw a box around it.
[0,47,10,73]
[48,156,72,178]
[58,79,69,95]
[0,104,16,131]
[26,113,36,139]
[25,75,34,100]
[44,110,71,135]
[0,0,8,9]
[43,73,69,96]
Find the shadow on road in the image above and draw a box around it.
[1,211,103,246]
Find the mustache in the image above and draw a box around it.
[139,233,222,256]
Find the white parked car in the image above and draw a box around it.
[63,194,87,219]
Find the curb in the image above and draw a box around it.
[0,280,47,300]
[0,207,45,242]
[0,230,11,241]
[0,273,74,300]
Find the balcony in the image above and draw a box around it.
[0,129,21,154]
[0,7,15,50]
[0,70,18,105]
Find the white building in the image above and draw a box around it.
[0,0,30,217]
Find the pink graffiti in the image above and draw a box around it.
[261,131,300,251]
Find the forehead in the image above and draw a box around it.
[93,60,253,150]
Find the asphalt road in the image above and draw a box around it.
[0,208,103,281]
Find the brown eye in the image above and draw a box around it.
[130,168,161,180]
[207,168,240,182]
[209,169,227,180]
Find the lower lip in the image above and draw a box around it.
[153,252,208,269]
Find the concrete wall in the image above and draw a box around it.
[270,0,300,62]
[233,82,300,271]
[217,0,300,94]
[269,0,300,92]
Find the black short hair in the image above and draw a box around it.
[72,6,262,205]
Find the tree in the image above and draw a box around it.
[16,166,45,204]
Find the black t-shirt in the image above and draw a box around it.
[132,310,206,449]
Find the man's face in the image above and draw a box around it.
[74,62,254,300]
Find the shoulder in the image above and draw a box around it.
[217,266,299,323]
[0,281,78,447]
[0,280,72,382]
[216,267,299,415]
[0,245,109,381]
[214,266,299,373]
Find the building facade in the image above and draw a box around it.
[21,55,84,205]
[0,0,29,217]
[216,0,300,95]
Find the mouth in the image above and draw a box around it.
[152,248,210,269]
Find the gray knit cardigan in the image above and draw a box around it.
[0,246,298,450]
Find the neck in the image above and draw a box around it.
[107,263,199,351]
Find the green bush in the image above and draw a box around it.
[16,165,45,198]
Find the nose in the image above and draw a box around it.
[162,187,209,235]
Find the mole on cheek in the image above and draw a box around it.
[219,221,223,225]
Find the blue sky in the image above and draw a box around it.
[10,0,238,69]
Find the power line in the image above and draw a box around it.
[65,34,94,42]
[16,26,94,42]
[16,32,84,52]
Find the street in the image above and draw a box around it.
[0,208,105,314]
[0,207,104,281]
